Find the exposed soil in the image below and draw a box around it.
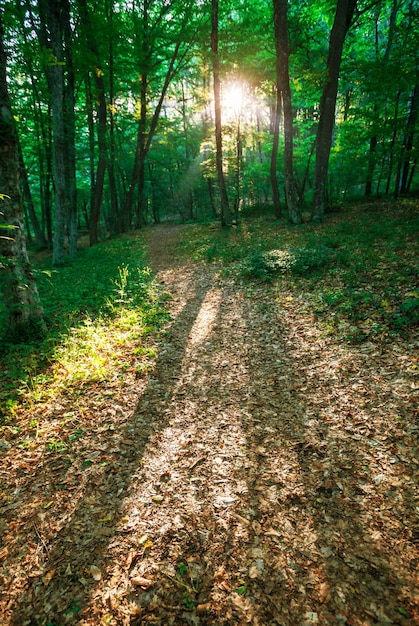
[0,223,418,625]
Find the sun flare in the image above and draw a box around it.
[222,82,245,119]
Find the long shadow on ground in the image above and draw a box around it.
[9,268,214,625]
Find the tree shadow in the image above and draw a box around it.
[7,266,214,625]
[235,289,418,624]
[6,273,417,625]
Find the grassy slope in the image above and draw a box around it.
[178,198,419,343]
[0,234,171,423]
[0,197,418,425]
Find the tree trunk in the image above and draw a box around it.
[106,0,119,234]
[38,0,69,265]
[63,0,77,258]
[0,15,45,338]
[77,0,108,246]
[312,0,357,221]
[273,0,301,224]
[270,84,282,219]
[211,0,231,226]
[398,84,419,195]
[17,140,47,248]
[365,130,378,196]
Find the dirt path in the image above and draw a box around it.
[1,224,418,625]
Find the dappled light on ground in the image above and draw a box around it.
[0,224,417,625]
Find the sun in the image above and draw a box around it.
[222,82,244,119]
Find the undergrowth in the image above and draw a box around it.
[178,198,419,343]
[0,236,171,425]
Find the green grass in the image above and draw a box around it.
[0,233,171,424]
[178,198,419,343]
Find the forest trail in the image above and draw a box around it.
[2,223,418,625]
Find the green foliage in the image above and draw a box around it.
[238,245,333,281]
[0,231,171,418]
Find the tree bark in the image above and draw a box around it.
[211,0,231,226]
[312,0,357,221]
[0,14,45,338]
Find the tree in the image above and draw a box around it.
[0,11,45,338]
[312,0,357,221]
[37,0,69,265]
[211,0,232,226]
[77,0,109,246]
[273,0,301,224]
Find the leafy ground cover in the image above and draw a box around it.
[0,200,418,625]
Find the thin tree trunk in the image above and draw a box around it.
[17,140,47,247]
[366,1,398,197]
[399,84,419,194]
[270,85,282,219]
[77,0,108,246]
[107,0,119,234]
[385,90,401,194]
[63,0,77,258]
[211,0,231,226]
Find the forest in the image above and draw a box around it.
[0,0,418,624]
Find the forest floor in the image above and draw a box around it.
[0,220,418,625]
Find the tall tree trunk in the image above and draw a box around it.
[106,0,119,234]
[38,0,68,265]
[63,0,77,258]
[211,0,231,226]
[121,38,184,230]
[0,14,45,338]
[234,115,242,223]
[365,129,378,196]
[312,0,357,221]
[366,1,398,197]
[385,90,401,194]
[273,0,301,224]
[77,0,108,246]
[270,84,282,219]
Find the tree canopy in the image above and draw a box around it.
[0,0,418,264]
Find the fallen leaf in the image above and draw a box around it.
[319,582,331,603]
[90,565,102,581]
[0,546,9,560]
[196,602,212,613]
[131,575,153,589]
[152,495,164,503]
[214,566,231,591]
[138,534,149,545]
[43,569,56,586]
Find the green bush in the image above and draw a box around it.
[238,245,334,281]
